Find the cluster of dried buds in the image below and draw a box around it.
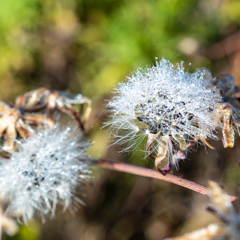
[165,181,240,240]
[0,87,92,152]
[107,58,240,174]
[0,88,92,236]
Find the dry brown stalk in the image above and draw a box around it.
[91,159,236,202]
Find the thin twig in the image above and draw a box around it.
[90,159,236,202]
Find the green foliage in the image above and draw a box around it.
[8,221,40,240]
[0,0,239,99]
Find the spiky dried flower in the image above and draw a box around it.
[165,181,239,240]
[0,126,91,223]
[106,58,222,164]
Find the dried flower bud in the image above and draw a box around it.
[0,126,91,223]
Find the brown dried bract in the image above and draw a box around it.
[212,75,240,148]
[0,207,18,237]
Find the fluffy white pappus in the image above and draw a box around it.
[106,58,222,153]
[0,126,91,223]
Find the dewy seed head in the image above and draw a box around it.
[0,126,91,223]
[106,57,222,153]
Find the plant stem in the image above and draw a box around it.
[91,159,236,202]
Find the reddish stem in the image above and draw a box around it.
[91,159,236,202]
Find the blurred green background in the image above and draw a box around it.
[2,0,240,239]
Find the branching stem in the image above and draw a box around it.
[91,159,236,202]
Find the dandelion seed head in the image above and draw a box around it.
[107,58,221,152]
[0,126,90,223]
